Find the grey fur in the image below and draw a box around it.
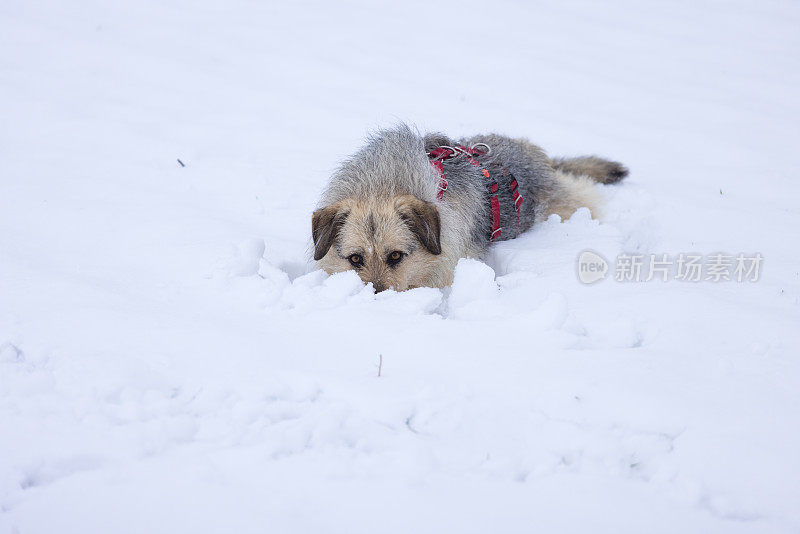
[314,123,627,288]
[551,155,629,184]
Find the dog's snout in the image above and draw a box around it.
[372,281,386,293]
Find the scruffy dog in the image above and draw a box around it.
[312,124,627,291]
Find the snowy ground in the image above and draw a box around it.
[2,0,800,532]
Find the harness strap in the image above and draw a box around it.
[431,159,447,201]
[427,144,524,241]
[507,172,524,234]
[487,178,502,240]
[449,146,500,240]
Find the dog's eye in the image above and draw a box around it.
[348,254,363,267]
[386,251,404,266]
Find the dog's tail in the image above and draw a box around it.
[551,156,628,184]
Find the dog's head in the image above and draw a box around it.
[312,195,441,292]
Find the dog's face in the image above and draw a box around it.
[312,195,441,292]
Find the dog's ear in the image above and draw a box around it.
[396,195,441,255]
[312,203,349,260]
[423,133,454,152]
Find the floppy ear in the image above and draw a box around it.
[312,203,349,260]
[396,195,442,255]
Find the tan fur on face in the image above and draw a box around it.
[315,195,442,292]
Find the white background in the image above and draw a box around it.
[2,0,799,532]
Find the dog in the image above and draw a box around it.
[312,124,627,291]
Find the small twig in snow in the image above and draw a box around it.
[377,354,382,377]
[177,158,186,167]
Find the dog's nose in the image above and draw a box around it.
[372,281,386,293]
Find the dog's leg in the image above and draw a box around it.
[544,171,604,220]
[538,155,628,220]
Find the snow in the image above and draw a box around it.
[2,0,799,532]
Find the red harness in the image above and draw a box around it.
[427,144,523,241]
